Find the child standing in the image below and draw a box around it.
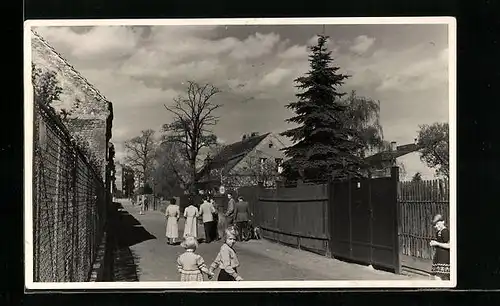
[209,228,243,281]
[176,236,214,281]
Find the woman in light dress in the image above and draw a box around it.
[165,197,180,245]
[183,201,200,238]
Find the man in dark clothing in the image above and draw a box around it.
[234,196,251,241]
[225,193,236,227]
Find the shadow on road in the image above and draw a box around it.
[109,202,156,281]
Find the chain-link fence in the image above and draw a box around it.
[32,101,107,282]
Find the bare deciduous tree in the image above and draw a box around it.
[162,81,222,196]
[124,129,157,187]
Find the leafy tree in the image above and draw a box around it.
[237,151,280,187]
[124,129,157,187]
[280,35,364,182]
[108,142,117,195]
[162,81,222,196]
[412,172,423,182]
[122,165,136,198]
[341,91,385,156]
[417,122,449,178]
[397,160,407,181]
[142,183,153,195]
[32,64,61,107]
[152,141,190,197]
[32,63,62,115]
[32,63,76,123]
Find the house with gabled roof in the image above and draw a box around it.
[364,140,423,179]
[196,132,287,192]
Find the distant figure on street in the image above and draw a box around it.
[225,193,236,228]
[234,196,251,241]
[177,236,214,281]
[144,195,149,211]
[430,214,450,280]
[165,197,180,245]
[210,196,221,241]
[209,228,243,281]
[199,195,217,243]
[183,202,199,238]
[139,195,145,215]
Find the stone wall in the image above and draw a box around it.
[65,118,108,178]
[31,30,112,180]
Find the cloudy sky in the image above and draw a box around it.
[34,22,450,180]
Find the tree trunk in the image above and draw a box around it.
[189,158,197,198]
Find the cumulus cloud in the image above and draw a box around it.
[278,45,308,60]
[229,32,281,59]
[349,35,376,54]
[260,68,292,87]
[35,26,140,60]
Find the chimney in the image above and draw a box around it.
[390,141,397,152]
[242,134,247,141]
[414,138,418,145]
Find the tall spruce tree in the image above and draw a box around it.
[280,35,364,182]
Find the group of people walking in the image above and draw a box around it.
[160,192,251,281]
[164,192,253,245]
[163,195,219,244]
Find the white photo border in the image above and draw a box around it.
[24,16,457,290]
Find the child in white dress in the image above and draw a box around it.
[177,236,214,281]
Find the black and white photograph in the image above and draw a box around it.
[24,17,456,289]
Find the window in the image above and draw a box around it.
[275,158,283,173]
[268,142,273,148]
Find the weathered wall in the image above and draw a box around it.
[231,133,286,174]
[31,30,112,179]
[65,118,108,178]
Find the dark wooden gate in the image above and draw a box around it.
[329,167,400,273]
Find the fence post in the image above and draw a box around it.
[325,180,332,258]
[348,174,353,258]
[391,166,401,274]
[368,173,374,265]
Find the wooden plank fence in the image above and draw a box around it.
[244,184,331,256]
[398,179,449,272]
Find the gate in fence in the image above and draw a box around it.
[329,167,400,273]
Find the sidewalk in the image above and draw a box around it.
[116,199,422,281]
